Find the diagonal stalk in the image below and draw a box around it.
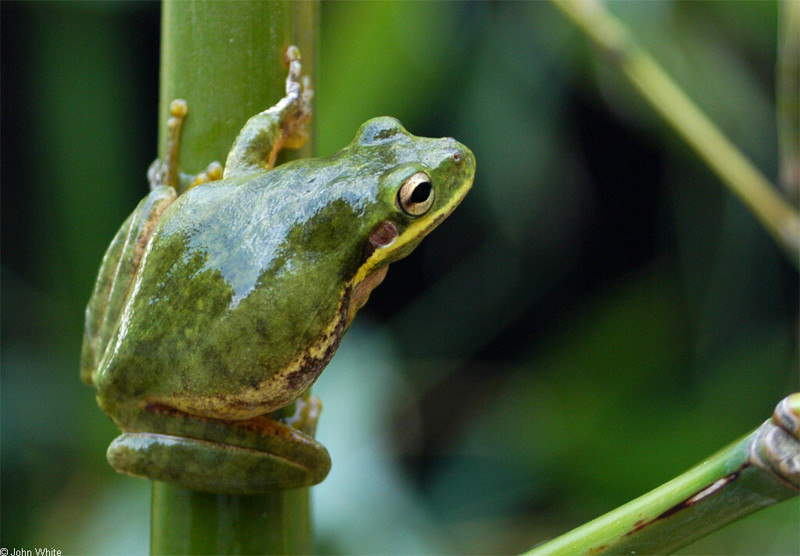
[150,2,319,554]
[540,2,800,552]
[777,0,799,203]
[551,0,800,266]
[525,394,800,555]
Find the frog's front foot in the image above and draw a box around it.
[222,45,314,178]
[280,45,313,150]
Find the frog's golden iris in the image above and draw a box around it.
[397,171,435,215]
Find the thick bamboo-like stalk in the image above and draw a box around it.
[158,1,318,172]
[151,482,312,554]
[150,2,319,554]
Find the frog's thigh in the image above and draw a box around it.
[81,185,176,383]
[107,431,330,494]
[95,185,175,323]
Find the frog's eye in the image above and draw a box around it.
[397,172,435,216]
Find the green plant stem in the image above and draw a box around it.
[551,0,800,266]
[777,0,799,203]
[158,0,318,171]
[525,394,800,555]
[151,482,312,555]
[151,1,318,554]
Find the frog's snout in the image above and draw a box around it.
[452,142,476,177]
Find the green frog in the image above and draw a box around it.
[80,46,475,494]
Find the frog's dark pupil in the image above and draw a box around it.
[411,182,432,203]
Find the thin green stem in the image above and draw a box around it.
[525,394,800,555]
[150,1,318,554]
[777,0,799,203]
[552,0,800,266]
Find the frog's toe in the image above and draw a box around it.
[188,161,224,189]
[147,159,160,189]
[301,75,314,104]
[284,45,303,98]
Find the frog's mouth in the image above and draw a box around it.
[353,181,472,287]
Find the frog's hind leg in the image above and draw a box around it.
[223,45,313,179]
[147,99,223,192]
[105,407,331,493]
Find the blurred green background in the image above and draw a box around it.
[2,1,798,554]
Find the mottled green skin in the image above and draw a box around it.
[82,116,474,493]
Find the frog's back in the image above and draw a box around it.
[94,171,365,418]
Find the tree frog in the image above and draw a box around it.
[80,46,475,494]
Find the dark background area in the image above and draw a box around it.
[2,1,797,553]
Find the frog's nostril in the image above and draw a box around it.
[448,146,466,164]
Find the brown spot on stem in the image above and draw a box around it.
[623,470,743,537]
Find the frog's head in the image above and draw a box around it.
[345,117,475,319]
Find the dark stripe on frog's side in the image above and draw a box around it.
[237,265,389,410]
[141,263,385,422]
[145,283,352,420]
[283,284,351,391]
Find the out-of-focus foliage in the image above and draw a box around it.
[1,1,797,554]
